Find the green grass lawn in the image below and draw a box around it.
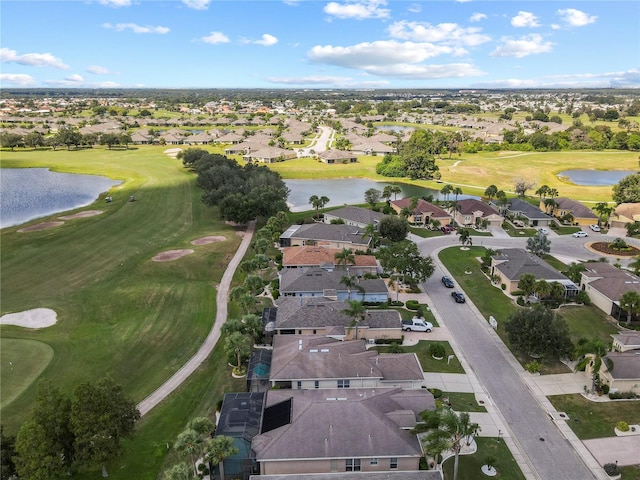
[1,147,240,433]
[542,254,568,272]
[559,305,620,345]
[376,340,464,374]
[442,392,487,413]
[502,221,538,237]
[548,394,640,440]
[441,437,526,480]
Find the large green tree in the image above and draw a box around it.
[378,215,410,242]
[612,173,640,204]
[526,231,551,257]
[376,240,435,284]
[205,435,238,480]
[505,305,573,359]
[619,290,640,325]
[70,376,140,477]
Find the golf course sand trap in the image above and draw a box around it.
[164,148,183,158]
[59,210,103,220]
[1,308,57,329]
[152,249,195,262]
[17,221,65,232]
[191,235,226,245]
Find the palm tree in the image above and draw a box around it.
[535,185,550,200]
[174,429,205,477]
[309,195,330,219]
[619,290,640,325]
[382,185,393,204]
[225,331,251,369]
[342,300,367,340]
[362,223,380,249]
[457,228,472,248]
[593,202,614,227]
[549,281,565,300]
[518,273,537,301]
[452,187,463,202]
[534,279,552,300]
[575,338,609,393]
[563,262,586,283]
[484,184,498,201]
[629,255,640,275]
[334,248,355,273]
[389,185,402,201]
[440,184,453,203]
[418,408,480,480]
[340,275,356,300]
[205,435,239,480]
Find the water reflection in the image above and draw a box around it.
[1,168,122,228]
[557,169,635,186]
[285,178,477,212]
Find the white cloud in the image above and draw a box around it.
[408,3,421,13]
[86,65,113,75]
[0,73,36,86]
[103,23,170,34]
[472,78,540,88]
[388,21,491,47]
[556,8,597,27]
[546,68,640,87]
[98,0,131,7]
[266,74,388,88]
[308,40,485,80]
[283,0,300,5]
[182,0,210,10]
[45,73,85,86]
[201,32,230,44]
[470,13,487,22]
[323,0,390,20]
[511,11,540,28]
[254,34,278,46]
[0,47,69,69]
[490,34,554,58]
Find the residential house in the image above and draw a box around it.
[271,296,403,341]
[609,203,640,229]
[183,131,214,145]
[452,199,502,228]
[351,138,394,156]
[390,198,452,227]
[279,224,370,251]
[269,336,425,390]
[323,206,386,229]
[506,198,554,227]
[281,246,379,277]
[580,262,640,320]
[611,332,640,352]
[279,267,388,302]
[540,197,598,226]
[318,149,358,164]
[214,132,244,144]
[251,472,441,480]
[243,147,297,163]
[491,248,578,296]
[131,131,153,144]
[251,387,434,476]
[597,351,640,395]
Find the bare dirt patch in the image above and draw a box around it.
[1,308,57,329]
[152,249,195,262]
[59,210,103,220]
[191,235,226,245]
[17,221,65,232]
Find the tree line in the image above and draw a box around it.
[0,127,133,151]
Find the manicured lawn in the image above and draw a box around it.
[559,305,620,345]
[1,147,240,433]
[441,437,526,480]
[548,394,640,440]
[442,392,487,413]
[502,221,537,237]
[410,227,445,238]
[542,254,568,272]
[376,340,464,374]
[551,224,582,235]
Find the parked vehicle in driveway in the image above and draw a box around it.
[451,291,466,303]
[440,226,450,234]
[572,231,588,238]
[590,224,601,232]
[538,227,549,235]
[442,276,454,288]
[402,317,433,332]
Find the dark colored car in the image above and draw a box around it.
[440,226,450,234]
[442,276,454,288]
[451,291,466,303]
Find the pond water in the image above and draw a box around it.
[557,169,636,186]
[375,125,415,133]
[1,168,122,229]
[285,178,477,212]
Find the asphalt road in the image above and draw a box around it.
[413,231,628,480]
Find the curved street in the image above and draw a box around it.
[413,229,637,480]
[137,222,255,416]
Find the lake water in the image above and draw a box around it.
[557,169,636,186]
[375,125,415,133]
[285,178,477,212]
[0,168,122,228]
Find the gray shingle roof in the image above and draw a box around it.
[252,388,433,461]
[282,224,370,246]
[492,248,569,282]
[508,198,553,221]
[279,268,387,295]
[604,352,640,379]
[554,198,598,219]
[274,297,402,330]
[324,206,386,225]
[582,262,640,300]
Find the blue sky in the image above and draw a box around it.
[1,0,638,89]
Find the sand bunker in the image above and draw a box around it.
[1,308,57,329]
[164,148,183,158]
[191,235,226,245]
[152,249,195,262]
[59,210,103,220]
[18,221,65,232]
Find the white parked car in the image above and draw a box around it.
[538,227,550,235]
[572,231,588,238]
[590,224,601,232]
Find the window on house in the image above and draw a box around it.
[337,379,350,388]
[314,381,320,389]
[390,458,398,469]
[346,459,361,471]
[370,458,379,466]
[330,460,338,472]
[415,215,422,222]
[296,381,302,389]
